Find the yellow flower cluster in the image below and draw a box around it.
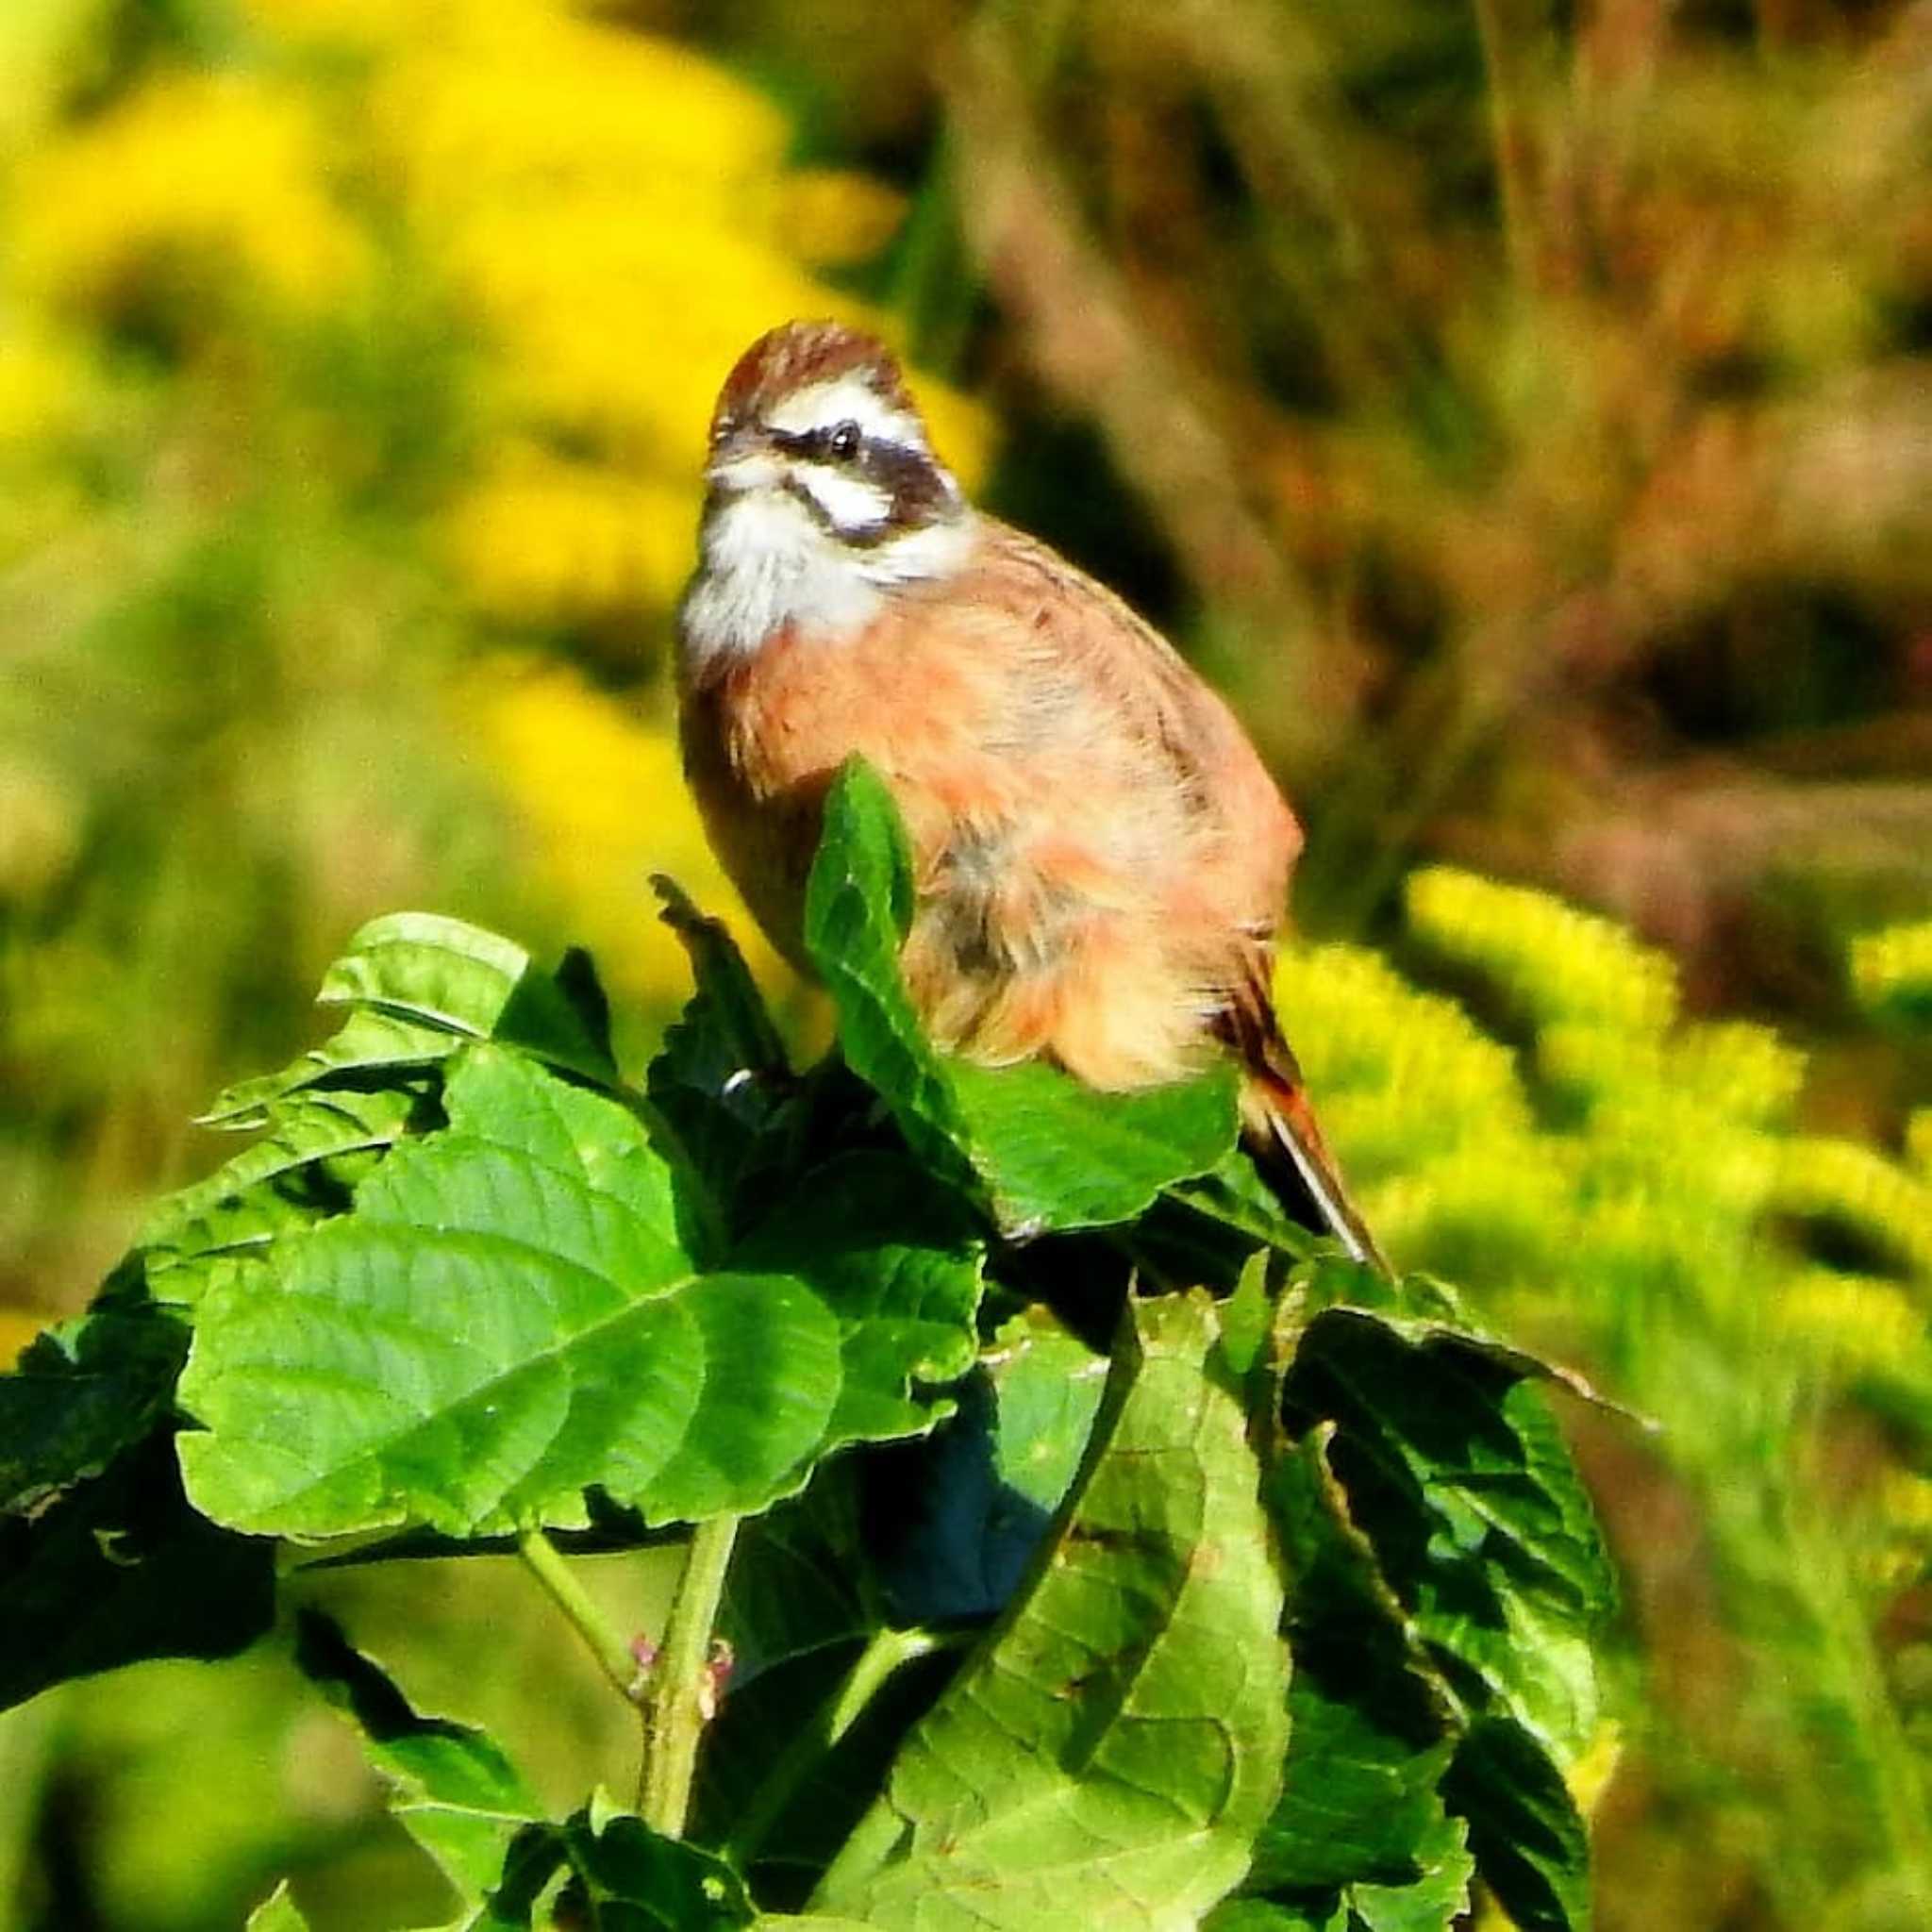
[1770,1138,1932,1281]
[455,654,796,1011]
[0,319,100,565]
[1285,870,1930,1382]
[1774,1269,1926,1376]
[1407,866,1682,1034]
[6,0,993,1015]
[0,320,97,453]
[1276,941,1537,1171]
[313,0,990,619]
[1852,918,1932,1021]
[14,72,370,319]
[442,446,693,630]
[1535,1018,1805,1127]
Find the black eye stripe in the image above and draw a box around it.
[772,427,930,475]
[774,423,895,463]
[765,428,958,542]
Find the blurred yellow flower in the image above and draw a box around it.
[13,72,369,320]
[443,443,694,622]
[0,1307,46,1367]
[1774,1270,1926,1374]
[1909,1111,1932,1183]
[454,656,795,1013]
[330,0,991,628]
[1407,867,1681,1035]
[1277,940,1536,1172]
[1538,1019,1804,1127]
[1771,1138,1932,1281]
[0,325,88,447]
[369,1,791,219]
[1853,919,1932,1019]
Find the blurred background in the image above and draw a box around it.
[1,0,1928,1925]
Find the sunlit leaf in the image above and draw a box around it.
[245,1883,311,1932]
[815,1291,1291,1930]
[801,757,973,1191]
[317,911,617,1081]
[178,1045,977,1539]
[142,1086,425,1305]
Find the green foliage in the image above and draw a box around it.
[0,766,1610,1930]
[1283,865,1932,1925]
[815,1293,1291,1930]
[294,1609,546,1922]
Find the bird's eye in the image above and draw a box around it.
[826,420,862,461]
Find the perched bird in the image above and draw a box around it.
[677,319,1383,1268]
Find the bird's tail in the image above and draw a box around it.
[1238,1041,1391,1277]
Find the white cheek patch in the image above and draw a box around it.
[708,450,784,493]
[792,464,892,533]
[681,489,886,668]
[864,512,975,586]
[765,374,927,452]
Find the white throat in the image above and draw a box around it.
[679,487,975,672]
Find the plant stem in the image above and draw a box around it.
[517,1529,642,1707]
[637,1514,741,1835]
[728,1624,965,1864]
[1470,0,1535,288]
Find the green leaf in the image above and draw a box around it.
[986,1305,1109,1516]
[1142,1152,1321,1294]
[0,1300,189,1514]
[718,1464,872,1680]
[202,918,619,1134]
[1207,1809,1474,1932]
[178,1046,978,1540]
[1271,1270,1608,1926]
[201,1007,465,1126]
[729,1151,983,1454]
[1252,1431,1451,1897]
[802,758,1240,1236]
[319,911,618,1081]
[557,1807,753,1927]
[476,1825,572,1929]
[815,1291,1291,1930]
[0,1432,275,1711]
[142,1086,426,1304]
[475,1807,752,1930]
[802,758,974,1191]
[647,875,796,1229]
[752,1921,879,1931]
[949,1058,1241,1236]
[178,1047,826,1537]
[293,1609,544,1918]
[1345,1811,1477,1931]
[1204,1903,1346,1932]
[1283,1300,1612,1757]
[245,1882,312,1931]
[1440,1716,1591,1932]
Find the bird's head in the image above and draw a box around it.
[682,321,974,664]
